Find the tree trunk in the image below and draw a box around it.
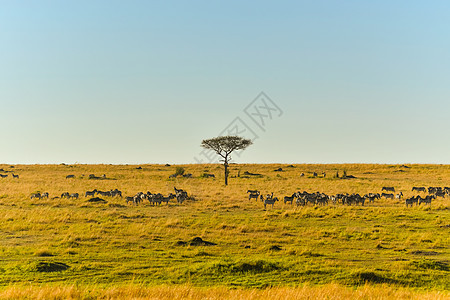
[224,159,229,186]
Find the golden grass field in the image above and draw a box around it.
[0,163,449,299]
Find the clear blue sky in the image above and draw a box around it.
[1,1,449,164]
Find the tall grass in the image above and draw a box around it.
[0,284,448,300]
[0,163,449,297]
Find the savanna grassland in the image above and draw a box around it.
[0,163,449,299]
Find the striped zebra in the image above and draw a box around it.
[174,188,188,204]
[418,195,434,205]
[161,193,176,205]
[146,193,166,205]
[176,192,187,204]
[12,174,19,179]
[305,194,317,205]
[111,189,122,197]
[247,190,260,201]
[364,193,379,204]
[125,196,135,205]
[296,196,306,206]
[283,193,296,205]
[85,189,97,197]
[381,193,394,199]
[264,197,279,209]
[316,193,329,206]
[405,197,415,207]
[395,192,403,199]
[97,190,112,197]
[30,193,41,200]
[69,193,79,200]
[61,192,70,198]
[132,192,144,205]
[41,192,49,199]
[382,187,395,192]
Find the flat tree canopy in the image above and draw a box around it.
[201,136,252,185]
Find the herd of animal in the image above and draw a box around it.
[125,187,189,206]
[29,187,190,206]
[247,186,449,209]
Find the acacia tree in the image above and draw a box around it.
[201,136,252,185]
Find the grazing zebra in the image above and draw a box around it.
[305,194,316,206]
[264,197,279,209]
[97,190,112,197]
[395,192,403,199]
[412,187,426,192]
[12,174,19,179]
[174,187,188,204]
[316,193,329,206]
[381,193,394,199]
[130,192,144,205]
[85,189,97,197]
[161,193,176,205]
[405,197,416,207]
[418,195,434,205]
[300,173,305,177]
[248,190,260,201]
[30,193,41,200]
[356,195,365,206]
[0,174,8,178]
[296,196,306,206]
[66,175,75,179]
[125,196,135,205]
[284,193,296,205]
[60,192,69,198]
[364,193,379,204]
[69,193,79,200]
[111,189,122,197]
[434,191,446,198]
[313,172,318,177]
[382,187,395,192]
[176,192,187,204]
[150,193,164,205]
[41,192,49,199]
[428,187,441,194]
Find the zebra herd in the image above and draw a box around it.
[412,186,450,198]
[247,186,448,209]
[30,192,49,199]
[125,187,189,206]
[29,187,189,206]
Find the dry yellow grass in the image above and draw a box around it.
[0,284,448,300]
[0,163,449,299]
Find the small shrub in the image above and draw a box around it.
[29,261,70,272]
[34,250,54,257]
[211,260,282,274]
[350,271,396,284]
[175,167,185,176]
